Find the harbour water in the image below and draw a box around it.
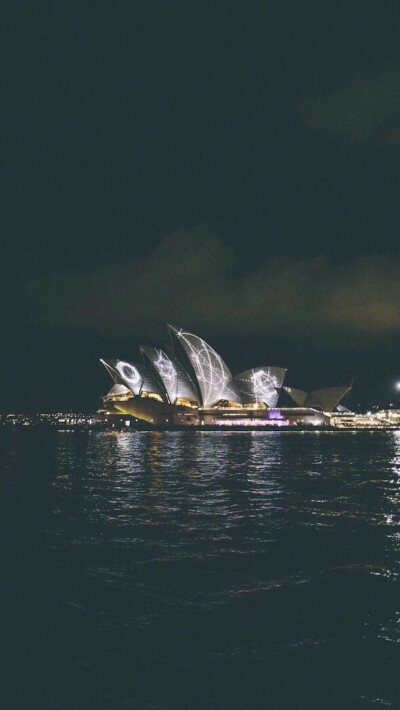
[1,429,399,708]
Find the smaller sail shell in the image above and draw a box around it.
[283,386,308,407]
[284,385,351,412]
[106,383,130,397]
[307,386,351,412]
[234,367,286,407]
[100,359,164,398]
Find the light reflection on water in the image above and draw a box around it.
[1,429,400,708]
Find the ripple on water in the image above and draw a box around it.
[0,429,400,709]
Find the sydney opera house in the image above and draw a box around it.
[97,325,351,428]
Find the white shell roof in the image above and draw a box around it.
[234,367,286,407]
[168,325,242,406]
[106,383,130,396]
[100,359,164,398]
[140,345,199,404]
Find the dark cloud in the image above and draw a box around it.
[29,228,400,342]
[300,66,400,145]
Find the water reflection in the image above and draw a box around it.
[373,431,400,645]
[2,429,400,708]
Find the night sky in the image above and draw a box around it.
[3,1,400,412]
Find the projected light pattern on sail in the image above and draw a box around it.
[253,370,279,403]
[234,367,286,407]
[100,358,163,397]
[99,325,351,425]
[154,349,177,393]
[168,326,241,406]
[140,345,200,404]
[116,361,140,386]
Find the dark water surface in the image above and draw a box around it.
[1,430,400,709]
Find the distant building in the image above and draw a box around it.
[97,325,351,427]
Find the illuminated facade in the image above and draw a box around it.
[97,325,351,426]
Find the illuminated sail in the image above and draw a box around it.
[140,345,199,404]
[100,358,164,398]
[234,367,286,407]
[168,325,242,406]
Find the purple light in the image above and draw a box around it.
[267,409,285,420]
